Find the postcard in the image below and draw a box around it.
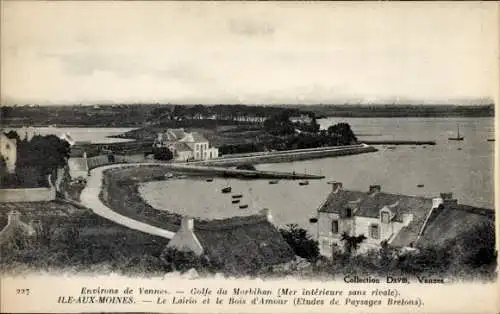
[0,1,498,313]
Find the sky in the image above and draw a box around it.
[1,2,498,105]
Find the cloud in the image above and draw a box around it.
[43,52,214,87]
[228,19,274,37]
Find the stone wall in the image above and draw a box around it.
[0,186,56,203]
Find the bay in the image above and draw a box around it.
[139,117,494,234]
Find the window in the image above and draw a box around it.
[331,220,339,233]
[322,240,330,249]
[369,224,380,239]
[341,207,353,218]
[381,212,390,224]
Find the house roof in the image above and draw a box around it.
[165,129,186,141]
[193,215,295,275]
[319,190,432,220]
[414,204,494,247]
[179,131,208,143]
[171,142,192,152]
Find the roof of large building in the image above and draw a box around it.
[193,214,295,275]
[319,187,433,222]
[165,128,187,141]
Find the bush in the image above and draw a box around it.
[152,147,173,161]
[160,247,216,273]
[279,224,320,262]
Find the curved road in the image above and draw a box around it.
[80,163,175,239]
[79,160,324,238]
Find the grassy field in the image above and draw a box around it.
[101,166,184,232]
[0,200,172,275]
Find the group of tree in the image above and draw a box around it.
[218,122,358,155]
[0,131,71,188]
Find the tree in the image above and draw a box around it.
[279,224,320,262]
[446,220,496,269]
[14,134,71,187]
[4,130,20,142]
[152,147,173,161]
[340,232,367,256]
[327,123,358,145]
[264,111,296,136]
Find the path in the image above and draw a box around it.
[80,163,175,239]
[79,160,323,238]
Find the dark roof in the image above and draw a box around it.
[416,204,494,247]
[171,142,192,152]
[165,129,186,141]
[319,190,432,220]
[194,215,295,275]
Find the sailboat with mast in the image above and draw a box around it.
[448,125,464,141]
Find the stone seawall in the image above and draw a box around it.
[195,145,378,167]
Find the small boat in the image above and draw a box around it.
[178,175,187,179]
[387,146,396,150]
[417,184,424,188]
[309,217,318,223]
[448,125,464,141]
[239,204,248,209]
[221,187,232,193]
[206,178,213,182]
[232,194,243,199]
[164,173,174,179]
[269,180,279,184]
[232,199,240,204]
[299,181,309,186]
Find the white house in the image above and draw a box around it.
[154,128,218,161]
[316,182,437,256]
[18,126,37,141]
[0,133,17,173]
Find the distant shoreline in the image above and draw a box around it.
[1,104,494,128]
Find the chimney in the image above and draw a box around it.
[329,181,343,193]
[181,216,194,231]
[368,184,381,195]
[259,208,273,223]
[432,197,443,209]
[439,192,458,206]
